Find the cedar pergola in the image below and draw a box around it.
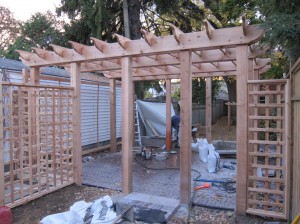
[16,20,270,214]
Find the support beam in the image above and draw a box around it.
[70,62,82,185]
[110,79,117,152]
[236,45,249,214]
[179,50,192,205]
[166,79,172,151]
[205,77,212,142]
[19,25,265,67]
[121,57,133,194]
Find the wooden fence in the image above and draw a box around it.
[291,58,300,220]
[0,82,75,208]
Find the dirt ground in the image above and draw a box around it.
[10,116,278,223]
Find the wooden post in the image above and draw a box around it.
[22,68,29,84]
[110,79,117,152]
[205,77,212,142]
[121,56,133,194]
[236,45,249,214]
[70,63,82,185]
[284,79,291,219]
[179,50,192,205]
[166,79,172,150]
[0,76,4,206]
[29,67,40,178]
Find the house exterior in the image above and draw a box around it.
[0,58,122,151]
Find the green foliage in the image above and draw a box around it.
[172,88,180,101]
[57,0,122,43]
[261,50,289,79]
[144,90,154,99]
[257,0,300,62]
[3,12,67,60]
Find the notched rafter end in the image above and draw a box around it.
[32,47,50,60]
[141,29,157,46]
[242,14,247,36]
[15,50,34,61]
[204,19,214,40]
[49,44,65,57]
[113,33,131,49]
[168,24,183,44]
[90,37,107,52]
[68,41,85,55]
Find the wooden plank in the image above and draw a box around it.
[236,45,249,214]
[8,87,14,203]
[0,82,4,206]
[246,208,286,219]
[179,50,192,205]
[292,101,300,219]
[70,63,82,185]
[249,116,284,120]
[248,79,287,84]
[82,141,122,155]
[110,79,117,152]
[248,187,284,195]
[121,57,133,194]
[2,82,74,90]
[284,79,291,219]
[166,79,172,150]
[205,77,212,142]
[21,25,265,67]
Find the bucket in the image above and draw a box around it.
[0,206,12,224]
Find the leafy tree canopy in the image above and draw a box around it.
[0,6,20,58]
[3,11,67,60]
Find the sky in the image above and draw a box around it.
[1,0,62,21]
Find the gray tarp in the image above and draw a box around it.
[136,100,175,137]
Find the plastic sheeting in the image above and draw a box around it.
[40,196,117,224]
[136,100,175,137]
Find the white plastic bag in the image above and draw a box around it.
[40,210,83,224]
[198,138,209,163]
[207,144,220,173]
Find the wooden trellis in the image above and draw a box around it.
[0,82,74,208]
[9,18,291,218]
[247,80,290,219]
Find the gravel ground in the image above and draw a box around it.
[11,117,286,223]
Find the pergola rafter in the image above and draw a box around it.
[16,21,271,215]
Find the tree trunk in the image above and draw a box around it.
[128,0,141,40]
[127,0,143,98]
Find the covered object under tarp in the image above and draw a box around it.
[136,100,175,137]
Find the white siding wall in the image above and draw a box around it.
[81,84,122,146]
[8,72,122,148]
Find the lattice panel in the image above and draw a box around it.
[1,83,74,208]
[247,80,290,219]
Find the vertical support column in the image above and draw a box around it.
[284,79,291,218]
[110,79,117,152]
[0,77,4,206]
[29,67,40,177]
[121,56,133,194]
[166,79,172,151]
[30,67,40,84]
[179,50,192,205]
[205,77,212,142]
[22,68,29,84]
[70,63,82,185]
[236,45,249,214]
